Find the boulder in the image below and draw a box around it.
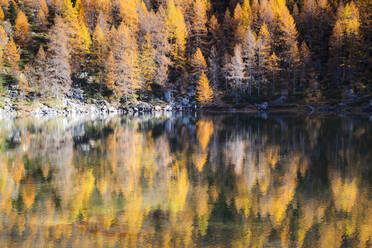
[67,89,85,103]
[273,96,287,105]
[164,105,172,111]
[307,105,314,113]
[257,102,269,112]
[164,91,172,103]
[137,102,152,112]
[180,97,190,106]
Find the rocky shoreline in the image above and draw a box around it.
[0,98,200,118]
[1,89,371,119]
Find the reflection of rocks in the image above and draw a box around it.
[0,98,17,119]
[257,102,269,112]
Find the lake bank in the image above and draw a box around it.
[1,93,372,119]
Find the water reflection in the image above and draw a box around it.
[0,114,371,247]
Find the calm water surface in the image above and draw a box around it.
[0,113,371,247]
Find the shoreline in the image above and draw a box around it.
[1,99,372,119]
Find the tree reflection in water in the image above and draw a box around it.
[0,114,371,247]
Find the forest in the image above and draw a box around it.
[0,0,370,107]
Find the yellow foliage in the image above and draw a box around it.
[191,48,207,76]
[330,173,358,212]
[0,7,4,20]
[3,37,20,69]
[168,164,189,214]
[0,25,7,66]
[196,72,213,105]
[15,10,29,44]
[196,119,214,151]
[39,0,49,16]
[119,0,139,31]
[192,151,207,172]
[140,32,156,88]
[62,0,91,57]
[22,180,35,209]
[167,0,187,57]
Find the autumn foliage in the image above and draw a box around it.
[0,0,369,104]
[196,71,213,105]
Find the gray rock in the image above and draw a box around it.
[187,91,196,97]
[257,102,269,112]
[164,105,172,111]
[273,96,287,104]
[67,89,85,103]
[164,91,172,103]
[307,105,314,113]
[345,89,354,96]
[6,90,19,99]
[180,97,190,106]
[137,102,152,112]
[154,106,161,111]
[78,72,88,79]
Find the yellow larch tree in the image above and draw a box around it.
[256,23,271,96]
[0,7,4,21]
[3,37,20,70]
[37,9,47,29]
[39,0,49,16]
[191,48,207,77]
[119,0,139,32]
[104,51,118,94]
[140,32,156,89]
[191,0,208,49]
[112,22,140,99]
[241,0,252,29]
[233,3,245,42]
[0,0,8,8]
[166,0,187,62]
[62,0,91,70]
[91,23,107,79]
[329,1,361,85]
[196,71,213,105]
[0,25,7,67]
[15,10,29,45]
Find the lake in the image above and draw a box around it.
[0,113,371,247]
